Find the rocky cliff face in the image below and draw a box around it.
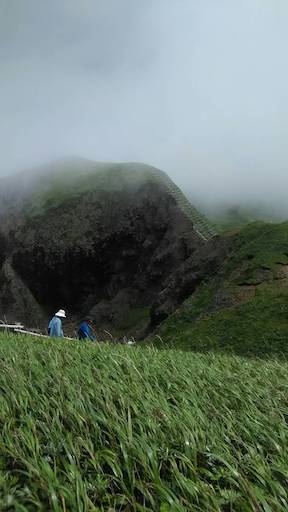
[0,159,222,337]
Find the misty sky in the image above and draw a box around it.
[1,0,288,206]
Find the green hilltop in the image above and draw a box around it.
[19,160,160,217]
[17,159,216,240]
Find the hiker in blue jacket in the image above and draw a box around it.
[78,318,96,341]
[48,309,66,337]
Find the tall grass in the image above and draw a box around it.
[1,334,288,511]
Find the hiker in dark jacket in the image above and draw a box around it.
[78,318,96,341]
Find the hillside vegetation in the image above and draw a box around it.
[156,222,288,356]
[1,334,288,511]
[23,162,158,217]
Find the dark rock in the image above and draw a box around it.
[150,237,230,328]
[0,159,221,335]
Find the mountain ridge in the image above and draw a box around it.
[0,158,221,336]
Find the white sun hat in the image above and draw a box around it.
[55,309,66,318]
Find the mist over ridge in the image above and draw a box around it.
[1,1,288,216]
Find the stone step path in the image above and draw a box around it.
[149,168,217,241]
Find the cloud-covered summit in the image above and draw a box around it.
[1,0,288,209]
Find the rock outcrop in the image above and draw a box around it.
[0,158,220,336]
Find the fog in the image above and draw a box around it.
[1,0,288,212]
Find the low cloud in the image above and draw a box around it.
[1,0,288,212]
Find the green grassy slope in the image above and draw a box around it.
[16,160,215,241]
[1,334,288,510]
[24,161,157,217]
[156,222,288,357]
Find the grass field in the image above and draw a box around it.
[1,334,288,511]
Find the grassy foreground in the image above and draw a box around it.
[1,335,288,511]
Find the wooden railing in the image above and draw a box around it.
[149,167,217,241]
